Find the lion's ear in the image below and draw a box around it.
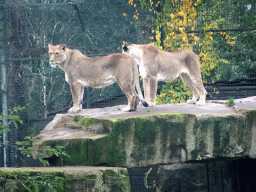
[122,44,128,52]
[48,44,53,49]
[59,44,66,51]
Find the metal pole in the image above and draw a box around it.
[83,37,91,109]
[1,59,8,168]
[1,0,9,167]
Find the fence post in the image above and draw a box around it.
[82,25,91,109]
[0,0,9,167]
[1,57,8,168]
[86,87,91,109]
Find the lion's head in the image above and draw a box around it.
[48,44,67,68]
[122,44,130,54]
[122,44,143,62]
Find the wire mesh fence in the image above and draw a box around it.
[0,0,153,167]
[0,0,255,168]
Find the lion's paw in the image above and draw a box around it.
[186,99,196,104]
[68,106,81,113]
[196,101,205,106]
[122,107,134,112]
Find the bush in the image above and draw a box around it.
[156,78,192,104]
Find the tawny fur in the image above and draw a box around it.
[122,44,207,106]
[48,44,147,112]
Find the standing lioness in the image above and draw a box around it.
[48,44,148,112]
[122,44,208,106]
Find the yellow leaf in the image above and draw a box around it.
[133,15,138,20]
[176,12,184,17]
[123,13,127,17]
[170,13,175,19]
[182,36,188,42]
[179,27,184,32]
[194,36,199,42]
[167,22,174,28]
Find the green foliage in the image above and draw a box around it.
[227,97,235,106]
[0,106,25,147]
[201,0,256,81]
[16,136,70,166]
[156,78,193,104]
[0,106,71,191]
[0,106,69,166]
[144,167,161,192]
[214,31,256,80]
[76,117,95,127]
[0,170,67,192]
[144,167,152,189]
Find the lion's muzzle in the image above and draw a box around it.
[49,62,58,68]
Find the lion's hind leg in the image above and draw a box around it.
[194,80,207,106]
[191,74,207,106]
[180,73,199,104]
[143,76,158,106]
[181,73,207,106]
[122,92,138,112]
[116,79,138,112]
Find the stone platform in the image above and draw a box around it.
[33,96,256,167]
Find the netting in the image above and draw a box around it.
[0,0,255,167]
[1,0,146,119]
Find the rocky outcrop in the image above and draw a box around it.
[33,98,256,168]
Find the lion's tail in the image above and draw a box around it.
[133,60,148,107]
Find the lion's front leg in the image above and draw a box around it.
[80,86,85,110]
[69,83,82,113]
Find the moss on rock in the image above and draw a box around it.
[34,109,256,167]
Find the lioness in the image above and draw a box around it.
[122,44,208,106]
[48,44,148,112]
